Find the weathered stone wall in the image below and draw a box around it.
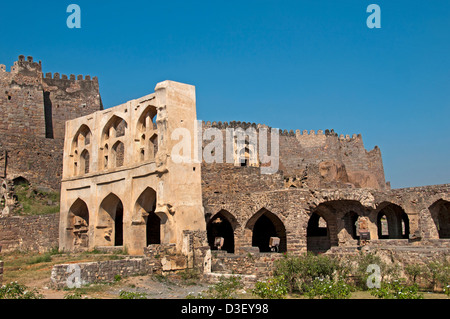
[200,121,387,194]
[0,213,59,253]
[42,73,102,140]
[211,250,283,278]
[50,257,160,289]
[0,55,102,190]
[203,184,450,255]
[0,136,64,190]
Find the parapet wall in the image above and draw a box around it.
[200,120,387,194]
[50,257,159,289]
[0,213,59,253]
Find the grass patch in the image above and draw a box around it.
[14,184,60,216]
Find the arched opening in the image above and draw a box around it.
[68,198,90,250]
[376,203,409,239]
[429,199,450,239]
[80,149,90,174]
[99,193,124,247]
[147,212,161,245]
[102,115,128,141]
[72,125,92,176]
[343,211,359,240]
[135,187,160,246]
[246,209,286,253]
[137,105,158,162]
[307,212,331,253]
[112,141,125,168]
[149,134,158,159]
[101,116,127,170]
[207,210,236,253]
[13,176,30,187]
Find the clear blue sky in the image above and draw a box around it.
[0,0,449,189]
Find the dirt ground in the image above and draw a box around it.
[0,251,210,299]
[39,274,209,299]
[1,251,448,299]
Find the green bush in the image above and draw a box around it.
[351,252,400,290]
[252,276,288,299]
[304,277,352,299]
[0,281,43,299]
[369,279,423,299]
[187,276,244,299]
[64,291,85,299]
[405,263,426,284]
[424,259,449,291]
[273,252,346,293]
[442,285,450,297]
[119,290,148,299]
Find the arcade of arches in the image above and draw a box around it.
[204,197,450,255]
[64,194,450,254]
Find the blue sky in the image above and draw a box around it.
[0,0,448,188]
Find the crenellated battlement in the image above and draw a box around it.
[1,55,98,84]
[201,120,361,141]
[11,55,43,74]
[43,72,98,82]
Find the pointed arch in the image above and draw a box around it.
[245,208,286,253]
[136,104,158,162]
[207,210,238,253]
[134,187,160,246]
[99,193,124,246]
[111,140,125,168]
[68,198,90,250]
[102,115,128,141]
[376,202,409,239]
[429,199,450,239]
[72,124,92,149]
[80,149,90,174]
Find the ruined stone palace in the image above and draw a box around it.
[1,56,449,278]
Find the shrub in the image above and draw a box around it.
[188,276,244,299]
[273,252,345,293]
[424,259,449,291]
[252,276,288,299]
[64,291,84,299]
[369,279,423,299]
[272,254,303,292]
[442,285,450,297]
[351,252,400,290]
[119,290,148,299]
[304,277,352,299]
[179,269,201,285]
[404,263,426,284]
[0,281,43,299]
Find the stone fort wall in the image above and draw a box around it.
[200,121,388,197]
[0,55,102,190]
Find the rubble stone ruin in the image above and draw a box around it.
[1,56,449,279]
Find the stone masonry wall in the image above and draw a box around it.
[0,213,59,253]
[200,121,387,194]
[50,257,161,289]
[0,55,102,190]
